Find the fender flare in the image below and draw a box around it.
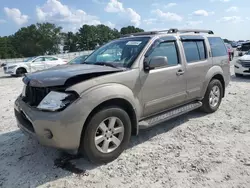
[201,66,225,97]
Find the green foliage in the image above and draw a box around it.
[120,26,144,35]
[0,23,144,59]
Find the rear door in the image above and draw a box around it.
[44,57,60,68]
[29,57,46,72]
[181,36,212,100]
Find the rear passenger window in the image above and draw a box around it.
[182,41,206,63]
[147,41,179,67]
[208,37,227,57]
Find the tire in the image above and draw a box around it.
[16,68,27,77]
[235,73,243,77]
[80,107,131,164]
[200,79,223,113]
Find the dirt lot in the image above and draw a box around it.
[0,59,250,188]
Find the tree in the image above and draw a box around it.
[120,26,144,35]
[10,23,62,57]
[0,23,146,58]
[77,24,120,50]
[0,36,19,59]
[62,32,79,53]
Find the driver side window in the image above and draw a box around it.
[147,41,179,68]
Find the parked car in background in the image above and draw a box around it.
[234,50,250,77]
[231,42,238,48]
[3,56,67,76]
[238,42,250,56]
[225,43,234,61]
[68,55,89,64]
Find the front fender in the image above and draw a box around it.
[201,66,224,97]
[66,83,142,141]
[14,64,29,74]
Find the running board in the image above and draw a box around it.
[139,101,202,129]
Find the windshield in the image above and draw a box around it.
[84,37,150,68]
[246,51,250,55]
[23,57,36,62]
[69,55,88,64]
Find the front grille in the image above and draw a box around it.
[15,109,34,132]
[23,86,51,106]
[241,61,250,68]
[22,85,66,106]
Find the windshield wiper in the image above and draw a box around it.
[81,61,117,68]
[94,62,117,68]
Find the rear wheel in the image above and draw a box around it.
[15,68,27,77]
[80,107,131,164]
[200,79,223,113]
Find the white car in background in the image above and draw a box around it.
[234,50,250,77]
[3,56,67,76]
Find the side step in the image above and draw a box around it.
[139,101,202,129]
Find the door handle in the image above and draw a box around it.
[176,69,185,76]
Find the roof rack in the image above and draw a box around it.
[120,28,214,38]
[167,28,214,34]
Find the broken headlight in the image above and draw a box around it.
[37,91,77,111]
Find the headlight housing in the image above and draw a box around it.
[8,65,17,69]
[37,91,78,111]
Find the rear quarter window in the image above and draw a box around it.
[208,37,228,57]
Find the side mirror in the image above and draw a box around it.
[144,56,168,71]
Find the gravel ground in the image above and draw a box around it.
[0,59,250,188]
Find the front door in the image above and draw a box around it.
[29,57,46,72]
[141,38,187,117]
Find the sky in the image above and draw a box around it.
[0,0,249,40]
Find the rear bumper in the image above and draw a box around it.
[14,96,84,154]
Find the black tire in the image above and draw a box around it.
[16,68,27,77]
[235,73,243,77]
[200,79,223,113]
[80,107,131,164]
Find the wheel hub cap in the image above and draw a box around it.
[95,117,125,154]
[209,85,220,108]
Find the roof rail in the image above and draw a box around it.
[120,28,214,38]
[121,31,159,38]
[168,28,214,34]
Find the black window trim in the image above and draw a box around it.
[145,38,181,69]
[182,39,208,64]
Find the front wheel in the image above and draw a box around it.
[15,68,27,77]
[200,79,223,113]
[80,107,131,164]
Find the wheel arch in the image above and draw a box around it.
[202,66,226,98]
[15,66,27,75]
[79,98,138,151]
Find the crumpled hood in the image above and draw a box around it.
[239,55,250,61]
[23,64,124,87]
